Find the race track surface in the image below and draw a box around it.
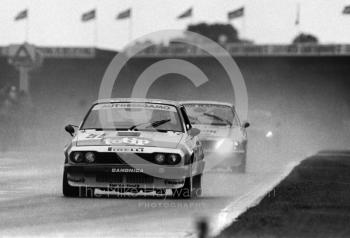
[0,151,295,237]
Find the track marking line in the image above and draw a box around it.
[210,160,300,237]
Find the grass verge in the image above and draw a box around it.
[217,151,350,238]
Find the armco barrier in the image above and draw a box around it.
[2,44,350,58]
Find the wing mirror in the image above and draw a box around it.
[243,121,250,128]
[189,128,200,137]
[65,124,77,136]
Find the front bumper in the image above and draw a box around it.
[203,148,246,170]
[201,139,247,167]
[65,163,193,189]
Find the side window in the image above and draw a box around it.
[180,106,192,130]
[232,107,241,126]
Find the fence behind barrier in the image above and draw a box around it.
[129,44,350,57]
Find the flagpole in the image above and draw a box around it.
[190,7,193,25]
[94,14,98,47]
[295,2,301,35]
[94,8,98,48]
[227,7,245,42]
[128,11,132,42]
[241,15,246,41]
[25,17,29,43]
[175,7,193,32]
[25,8,29,43]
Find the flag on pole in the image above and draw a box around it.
[177,7,192,19]
[14,9,28,21]
[81,9,96,22]
[117,8,131,20]
[343,5,350,14]
[227,7,244,20]
[295,3,300,25]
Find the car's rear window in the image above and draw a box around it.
[183,103,238,126]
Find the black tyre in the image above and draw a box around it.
[172,177,193,199]
[236,142,248,173]
[236,154,246,173]
[172,174,202,199]
[63,169,79,197]
[62,168,92,197]
[192,174,202,197]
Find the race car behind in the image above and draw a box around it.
[182,101,249,173]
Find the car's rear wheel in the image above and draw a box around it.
[236,154,246,173]
[235,142,247,173]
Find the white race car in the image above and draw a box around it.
[182,101,249,173]
[63,98,205,198]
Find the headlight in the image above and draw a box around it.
[266,131,273,138]
[167,154,181,165]
[215,139,240,154]
[85,152,95,163]
[72,152,84,163]
[155,153,165,164]
[215,139,235,150]
[215,139,225,149]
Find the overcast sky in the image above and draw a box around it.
[0,0,350,50]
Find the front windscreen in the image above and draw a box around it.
[81,102,183,132]
[184,104,238,127]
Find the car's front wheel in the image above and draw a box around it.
[62,168,92,197]
[172,174,202,199]
[63,169,79,197]
[192,174,202,197]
